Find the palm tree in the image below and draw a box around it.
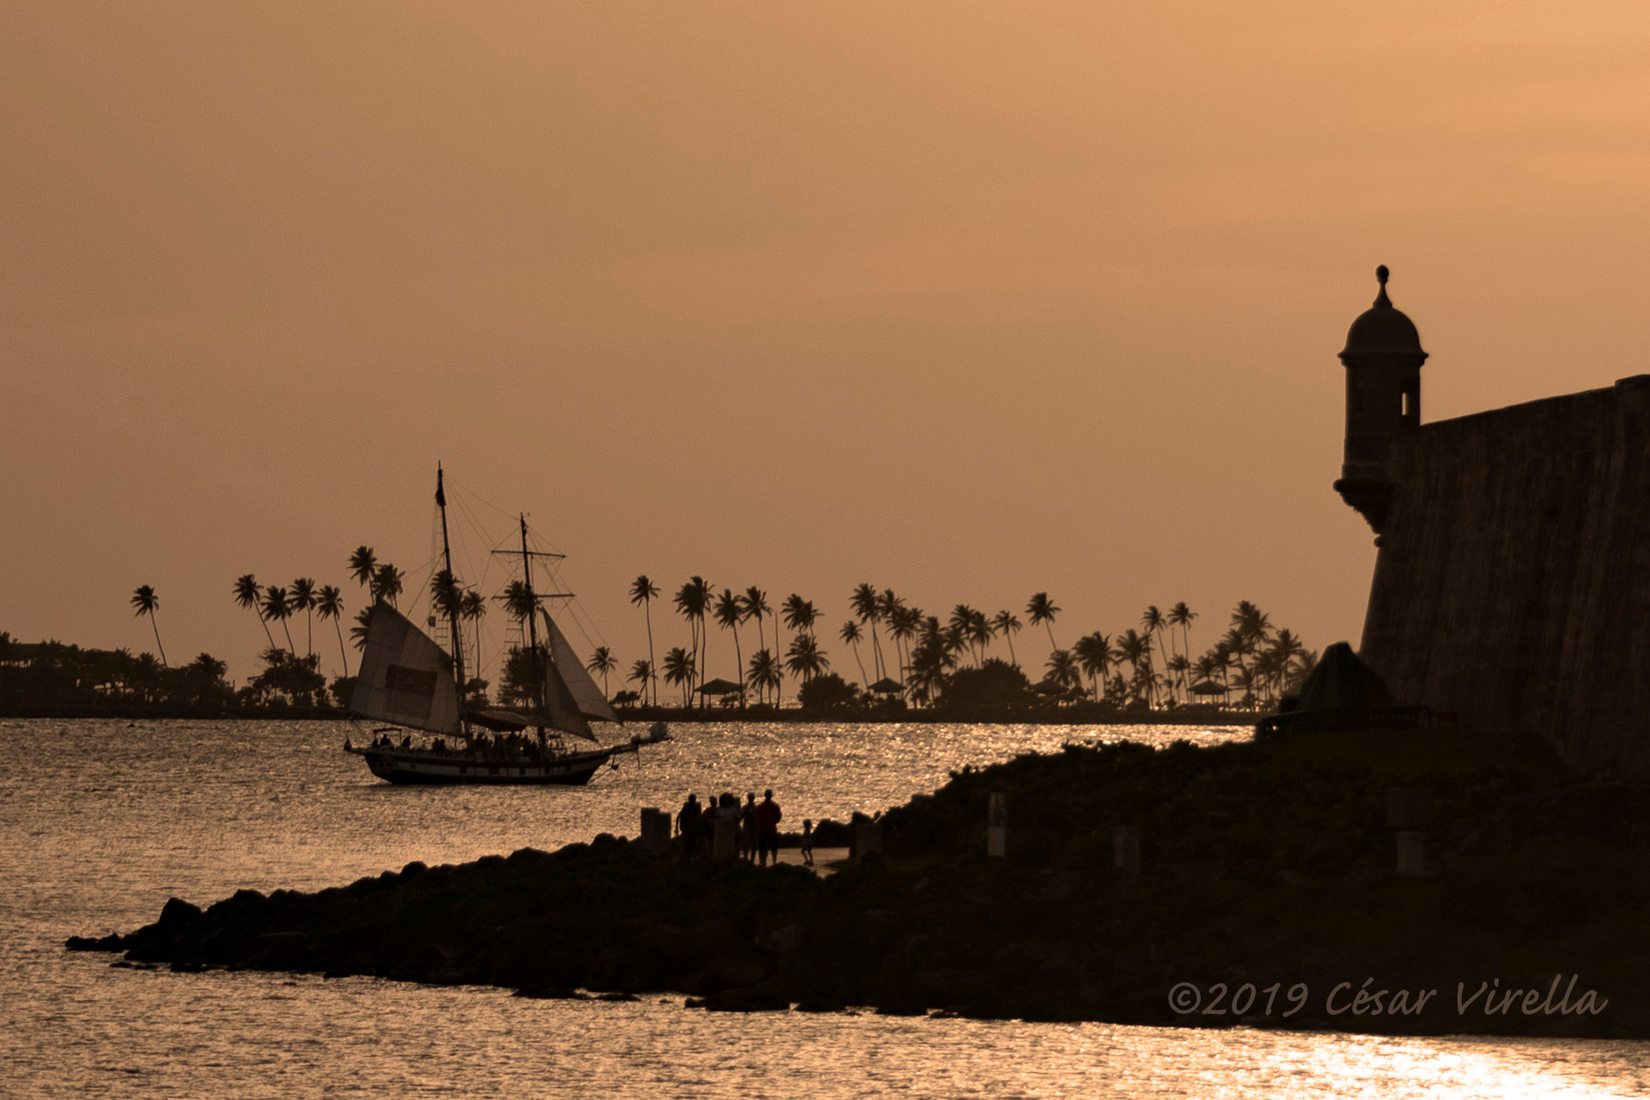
[1231,600,1273,651]
[233,574,276,651]
[290,578,318,657]
[1074,631,1112,701]
[991,610,1022,668]
[967,608,993,664]
[742,587,771,655]
[629,575,660,706]
[713,588,746,698]
[1026,592,1061,656]
[747,648,782,706]
[1116,628,1152,707]
[781,593,818,701]
[133,651,163,701]
[888,604,921,688]
[371,563,404,607]
[460,589,486,676]
[673,577,711,706]
[850,583,884,679]
[501,579,537,624]
[350,608,373,651]
[1142,606,1173,703]
[1211,638,1236,702]
[784,633,829,684]
[316,584,348,675]
[1287,646,1320,696]
[585,646,617,700]
[948,605,980,665]
[347,546,378,593]
[129,585,167,667]
[628,659,654,704]
[1045,648,1081,697]
[1267,628,1307,701]
[839,621,869,686]
[907,615,957,704]
[428,569,464,666]
[262,584,295,654]
[662,646,696,706]
[1167,653,1191,703]
[876,589,904,676]
[1192,653,1221,699]
[782,593,818,636]
[1168,601,1197,694]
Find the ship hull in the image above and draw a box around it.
[347,746,625,786]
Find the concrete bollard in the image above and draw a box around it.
[1396,830,1426,877]
[1114,825,1142,875]
[639,808,672,854]
[987,792,1008,859]
[854,820,883,859]
[712,816,737,860]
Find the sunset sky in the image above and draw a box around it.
[5,2,1650,685]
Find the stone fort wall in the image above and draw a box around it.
[1359,376,1650,777]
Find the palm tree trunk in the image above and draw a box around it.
[643,600,657,707]
[149,615,168,668]
[334,619,350,677]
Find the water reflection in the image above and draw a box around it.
[5,719,1647,1097]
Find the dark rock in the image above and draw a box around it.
[512,987,586,1000]
[699,984,791,1012]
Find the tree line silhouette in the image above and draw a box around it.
[619,577,1316,715]
[1,551,1317,717]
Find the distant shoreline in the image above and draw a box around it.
[0,703,1259,727]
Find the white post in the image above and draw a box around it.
[987,793,1007,859]
[639,808,671,854]
[854,820,883,858]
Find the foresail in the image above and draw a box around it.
[350,601,462,736]
[542,658,597,742]
[542,609,620,723]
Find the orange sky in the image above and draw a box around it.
[5,2,1650,685]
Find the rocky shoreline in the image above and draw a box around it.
[4,703,1255,725]
[69,729,1650,1038]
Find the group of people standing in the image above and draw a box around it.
[677,789,808,866]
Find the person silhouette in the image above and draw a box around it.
[676,793,703,858]
[755,789,782,867]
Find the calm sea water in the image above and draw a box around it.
[3,718,1647,1098]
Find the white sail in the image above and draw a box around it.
[542,609,620,724]
[350,602,462,736]
[541,652,598,742]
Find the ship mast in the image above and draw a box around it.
[518,513,547,739]
[435,464,470,736]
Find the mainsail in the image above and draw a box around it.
[350,601,462,736]
[542,609,620,723]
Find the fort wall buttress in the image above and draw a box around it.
[1359,379,1650,776]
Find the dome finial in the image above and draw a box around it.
[1374,264,1391,307]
